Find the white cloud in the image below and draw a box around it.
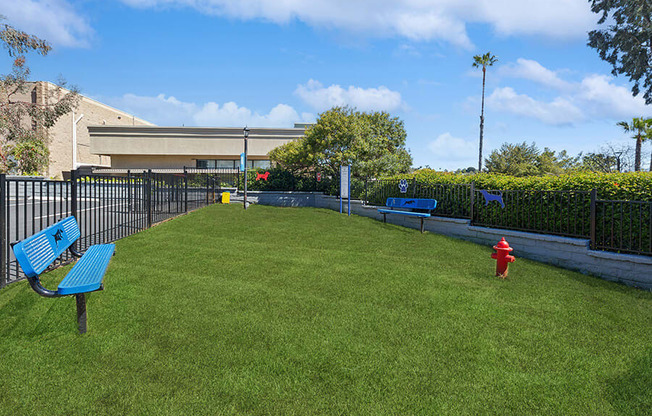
[487,87,584,126]
[487,60,652,125]
[105,93,313,127]
[472,0,594,39]
[295,79,404,112]
[577,74,651,119]
[0,0,93,48]
[499,58,572,91]
[428,132,477,169]
[118,0,596,48]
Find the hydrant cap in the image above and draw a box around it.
[493,237,513,251]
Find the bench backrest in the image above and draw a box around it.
[386,198,437,211]
[12,216,81,278]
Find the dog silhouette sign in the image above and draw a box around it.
[479,190,505,209]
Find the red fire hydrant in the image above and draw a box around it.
[491,237,515,278]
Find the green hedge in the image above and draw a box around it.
[386,170,652,201]
[242,168,367,197]
[242,168,332,193]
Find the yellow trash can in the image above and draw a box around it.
[221,192,230,204]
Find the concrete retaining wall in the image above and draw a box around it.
[240,191,652,290]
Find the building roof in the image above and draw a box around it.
[87,125,306,139]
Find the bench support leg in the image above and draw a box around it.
[383,213,386,223]
[420,218,424,233]
[76,294,87,334]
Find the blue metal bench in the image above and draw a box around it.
[378,198,438,233]
[12,216,115,334]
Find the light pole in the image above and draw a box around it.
[243,126,250,210]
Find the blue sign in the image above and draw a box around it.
[340,165,351,216]
[240,153,245,171]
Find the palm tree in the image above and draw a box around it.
[472,52,498,171]
[617,117,652,171]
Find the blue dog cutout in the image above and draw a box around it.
[479,190,505,208]
[398,179,409,193]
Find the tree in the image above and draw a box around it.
[472,52,498,172]
[580,152,618,172]
[602,142,635,172]
[616,117,652,171]
[455,166,477,174]
[0,17,78,174]
[484,142,579,176]
[587,0,652,104]
[269,106,412,179]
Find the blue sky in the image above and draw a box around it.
[2,0,652,170]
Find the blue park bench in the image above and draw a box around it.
[12,216,115,334]
[378,198,438,233]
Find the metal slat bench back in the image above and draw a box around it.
[386,198,437,211]
[13,217,80,278]
[11,216,114,334]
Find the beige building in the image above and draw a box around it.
[88,125,307,171]
[16,82,306,176]
[16,82,153,178]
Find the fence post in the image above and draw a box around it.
[412,177,416,198]
[469,181,475,223]
[0,174,6,289]
[71,169,78,220]
[146,169,153,228]
[590,188,597,249]
[184,167,188,213]
[69,169,79,254]
[127,170,132,213]
[206,172,210,205]
[364,178,368,205]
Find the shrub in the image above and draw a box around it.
[386,170,652,201]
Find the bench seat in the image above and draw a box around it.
[57,244,115,295]
[377,209,431,218]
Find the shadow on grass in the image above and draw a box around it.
[606,347,652,415]
[0,275,81,339]
[556,265,649,297]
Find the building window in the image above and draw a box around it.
[196,159,236,169]
[253,160,271,169]
[195,159,271,169]
[215,159,236,168]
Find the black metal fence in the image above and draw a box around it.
[471,189,592,239]
[0,169,224,289]
[594,199,652,256]
[365,179,651,256]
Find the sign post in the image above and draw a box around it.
[242,126,249,210]
[340,165,351,216]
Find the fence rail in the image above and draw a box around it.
[365,178,651,257]
[0,169,223,289]
[594,199,652,256]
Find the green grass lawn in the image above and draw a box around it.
[0,204,650,415]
